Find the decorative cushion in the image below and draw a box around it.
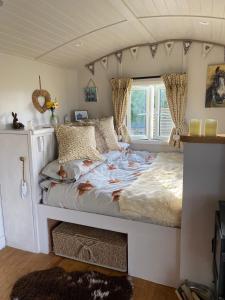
[99,116,120,151]
[69,120,107,154]
[56,125,103,164]
[42,158,103,182]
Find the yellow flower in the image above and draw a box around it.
[46,101,54,109]
[46,99,59,110]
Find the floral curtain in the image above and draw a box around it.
[162,73,188,148]
[111,78,133,142]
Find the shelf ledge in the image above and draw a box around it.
[180,134,225,144]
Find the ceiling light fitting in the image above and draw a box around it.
[199,21,209,25]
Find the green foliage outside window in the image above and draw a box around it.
[130,89,146,135]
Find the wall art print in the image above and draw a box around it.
[206,64,225,107]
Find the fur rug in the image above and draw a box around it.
[10,267,133,300]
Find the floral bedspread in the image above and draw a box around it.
[41,150,157,221]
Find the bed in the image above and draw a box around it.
[35,126,182,288]
[41,149,183,228]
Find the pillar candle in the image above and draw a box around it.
[204,119,218,136]
[189,119,201,136]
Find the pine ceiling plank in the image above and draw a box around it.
[108,0,156,41]
[44,0,125,30]
[124,0,160,17]
[125,0,191,17]
[38,21,150,67]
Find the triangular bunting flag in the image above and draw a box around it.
[101,57,108,69]
[149,44,158,58]
[202,43,213,58]
[86,63,95,75]
[183,40,192,55]
[130,46,139,59]
[164,41,174,56]
[115,51,123,64]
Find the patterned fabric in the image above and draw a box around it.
[111,78,133,143]
[42,159,103,182]
[82,117,120,152]
[68,120,108,154]
[87,119,109,153]
[56,125,103,164]
[99,116,120,151]
[41,150,159,223]
[162,73,188,148]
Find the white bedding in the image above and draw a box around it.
[41,150,183,228]
[119,153,183,227]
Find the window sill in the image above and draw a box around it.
[131,138,169,146]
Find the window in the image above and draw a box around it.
[127,79,173,141]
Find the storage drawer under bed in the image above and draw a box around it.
[52,222,128,272]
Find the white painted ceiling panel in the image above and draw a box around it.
[0,0,224,67]
[141,16,224,44]
[40,21,151,67]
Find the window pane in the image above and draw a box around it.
[130,89,147,136]
[159,87,173,137]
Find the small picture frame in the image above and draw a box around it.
[84,79,98,102]
[74,110,88,121]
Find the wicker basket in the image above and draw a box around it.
[52,222,127,272]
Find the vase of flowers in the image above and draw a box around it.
[46,99,59,126]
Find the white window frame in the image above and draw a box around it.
[127,78,171,142]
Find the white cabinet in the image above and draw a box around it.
[0,128,55,252]
[0,199,5,249]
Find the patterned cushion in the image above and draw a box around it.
[69,120,107,153]
[99,116,120,151]
[56,125,103,164]
[42,158,103,182]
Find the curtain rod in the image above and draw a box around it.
[112,75,161,80]
[133,75,161,80]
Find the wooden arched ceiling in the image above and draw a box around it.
[0,0,224,67]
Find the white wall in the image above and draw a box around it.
[78,42,225,133]
[0,198,5,249]
[0,53,78,129]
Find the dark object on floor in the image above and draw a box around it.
[10,267,133,300]
[212,200,225,300]
[175,280,214,300]
[12,112,24,129]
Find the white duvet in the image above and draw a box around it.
[119,153,183,227]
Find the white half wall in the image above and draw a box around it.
[77,42,225,133]
[0,53,78,129]
[0,199,5,250]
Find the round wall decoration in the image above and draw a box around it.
[32,76,51,113]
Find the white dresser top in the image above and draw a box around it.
[0,126,54,135]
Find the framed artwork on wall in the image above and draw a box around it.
[205,64,225,107]
[74,110,88,121]
[84,79,98,102]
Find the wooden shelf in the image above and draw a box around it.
[180,134,225,144]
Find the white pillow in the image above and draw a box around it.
[42,158,103,181]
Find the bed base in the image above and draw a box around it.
[37,204,180,287]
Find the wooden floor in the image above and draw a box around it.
[0,247,177,300]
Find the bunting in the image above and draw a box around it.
[164,41,174,56]
[149,44,158,58]
[101,56,108,69]
[130,46,139,59]
[202,43,213,58]
[115,51,123,64]
[183,40,192,55]
[86,63,95,75]
[85,40,223,69]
